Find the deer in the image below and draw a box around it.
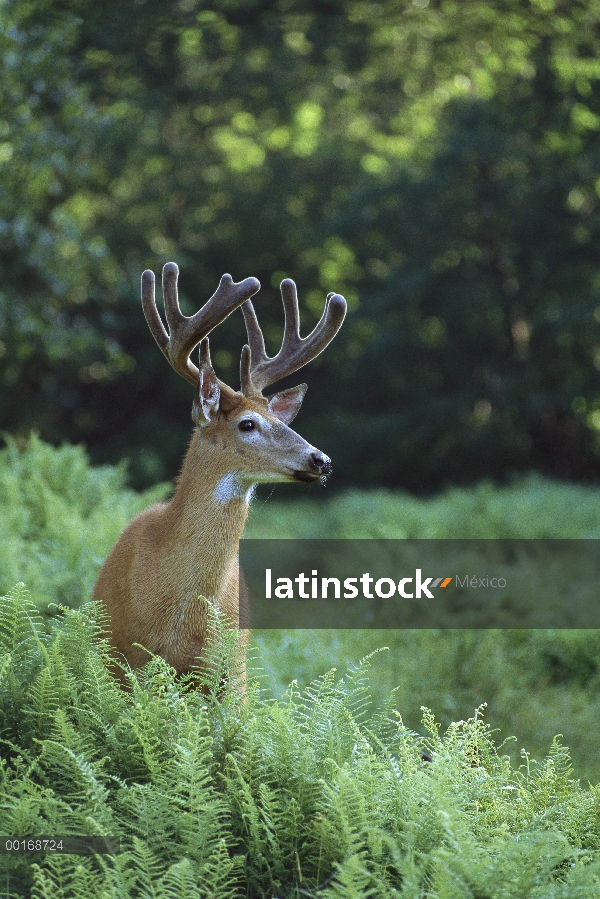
[93,261,346,684]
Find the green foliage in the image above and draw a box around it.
[247,479,600,784]
[0,0,131,450]
[1,586,600,898]
[255,627,600,787]
[0,434,168,614]
[2,434,600,782]
[3,2,600,488]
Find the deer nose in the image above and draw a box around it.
[309,451,331,475]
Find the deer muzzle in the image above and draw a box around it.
[293,451,332,482]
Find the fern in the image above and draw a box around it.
[30,854,106,899]
[2,585,600,898]
[0,434,168,614]
[157,858,202,899]
[124,836,164,899]
[196,838,244,899]
[179,597,248,702]
[320,849,378,899]
[0,584,44,655]
[4,438,600,896]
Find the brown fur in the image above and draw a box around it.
[93,391,325,682]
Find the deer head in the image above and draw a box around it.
[141,262,346,497]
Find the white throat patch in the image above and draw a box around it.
[214,473,254,505]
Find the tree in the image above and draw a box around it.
[3,0,600,491]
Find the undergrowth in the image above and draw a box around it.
[1,585,600,898]
[2,435,600,781]
[0,434,168,615]
[2,432,600,882]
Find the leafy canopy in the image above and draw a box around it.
[3,1,600,488]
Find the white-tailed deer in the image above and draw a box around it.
[93,262,345,681]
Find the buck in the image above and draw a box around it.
[93,262,346,681]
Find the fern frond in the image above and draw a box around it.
[321,849,378,899]
[126,835,163,899]
[180,597,248,704]
[31,854,106,899]
[197,838,244,899]
[342,649,389,727]
[0,583,44,656]
[36,740,112,822]
[157,857,202,899]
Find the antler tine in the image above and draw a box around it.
[241,299,267,367]
[142,262,261,387]
[241,278,347,392]
[142,269,169,355]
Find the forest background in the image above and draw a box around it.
[4,0,600,492]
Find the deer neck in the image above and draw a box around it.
[163,429,252,599]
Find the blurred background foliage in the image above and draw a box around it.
[3,0,600,489]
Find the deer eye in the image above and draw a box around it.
[238,419,256,432]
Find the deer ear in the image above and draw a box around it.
[267,384,307,425]
[192,364,221,426]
